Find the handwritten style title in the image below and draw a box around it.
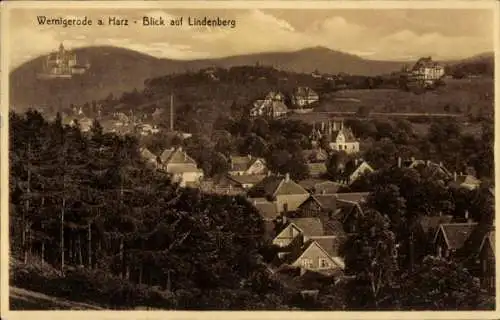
[36,15,237,28]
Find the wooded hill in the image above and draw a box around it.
[10,45,493,112]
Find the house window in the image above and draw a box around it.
[301,258,313,269]
[319,258,329,268]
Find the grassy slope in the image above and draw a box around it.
[10,287,104,310]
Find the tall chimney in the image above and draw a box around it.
[285,173,290,182]
[170,94,174,132]
[453,172,457,181]
[267,170,272,177]
[397,157,402,168]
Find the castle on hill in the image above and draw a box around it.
[37,43,90,79]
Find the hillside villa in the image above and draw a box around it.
[250,91,289,119]
[292,87,319,108]
[410,56,445,84]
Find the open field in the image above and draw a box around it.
[316,78,493,115]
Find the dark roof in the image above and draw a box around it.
[405,159,452,179]
[298,178,328,191]
[460,224,495,258]
[160,147,197,166]
[482,230,495,253]
[335,202,361,223]
[288,217,324,237]
[249,174,309,198]
[252,200,279,221]
[437,223,478,250]
[412,57,441,70]
[310,194,337,210]
[343,160,375,178]
[227,174,266,186]
[229,155,264,172]
[418,215,453,235]
[140,148,157,162]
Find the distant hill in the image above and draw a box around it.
[9,46,187,112]
[444,52,494,78]
[9,45,493,112]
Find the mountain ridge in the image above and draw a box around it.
[9,45,493,111]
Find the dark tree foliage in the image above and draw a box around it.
[9,110,290,310]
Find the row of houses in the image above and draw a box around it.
[138,145,492,290]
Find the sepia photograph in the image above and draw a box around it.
[1,1,497,316]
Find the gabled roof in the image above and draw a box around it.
[418,215,453,235]
[227,174,266,186]
[335,192,370,204]
[404,159,452,178]
[249,174,309,199]
[160,147,197,166]
[287,239,345,270]
[140,147,157,162]
[288,217,324,238]
[330,127,358,143]
[335,201,362,223]
[435,223,478,250]
[480,230,495,253]
[293,86,319,98]
[167,164,202,174]
[252,201,279,221]
[450,175,481,190]
[229,155,265,172]
[308,194,337,211]
[412,57,442,70]
[346,161,375,177]
[265,91,285,101]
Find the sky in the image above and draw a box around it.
[8,8,495,68]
